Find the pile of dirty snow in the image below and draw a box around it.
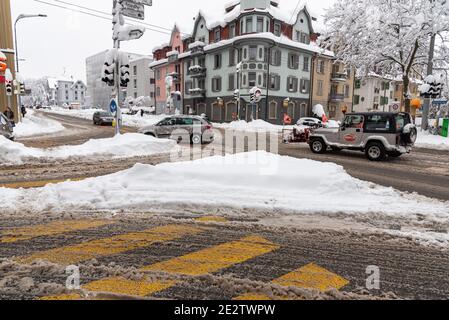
[2,151,448,221]
[214,120,292,132]
[416,131,449,150]
[14,110,65,138]
[0,133,176,165]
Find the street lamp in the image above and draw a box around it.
[14,13,47,121]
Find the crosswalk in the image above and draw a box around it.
[1,218,350,300]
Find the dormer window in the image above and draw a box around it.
[214,28,221,42]
[274,22,281,36]
[229,23,236,38]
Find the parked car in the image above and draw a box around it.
[138,115,214,144]
[93,111,114,126]
[308,112,417,161]
[0,113,15,141]
[297,117,323,128]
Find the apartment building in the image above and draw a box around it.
[126,56,155,105]
[150,25,186,114]
[150,0,335,124]
[353,73,396,113]
[312,57,355,121]
[47,77,87,107]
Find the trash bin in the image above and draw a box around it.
[442,119,449,138]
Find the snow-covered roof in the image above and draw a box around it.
[130,55,153,64]
[149,58,168,69]
[152,42,170,53]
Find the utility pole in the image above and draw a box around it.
[112,0,122,136]
[422,33,436,131]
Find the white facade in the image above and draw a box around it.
[86,50,142,109]
[47,77,86,107]
[354,76,397,112]
[126,56,155,105]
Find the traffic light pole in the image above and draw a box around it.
[422,33,436,132]
[113,0,121,136]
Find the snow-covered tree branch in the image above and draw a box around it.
[320,0,449,112]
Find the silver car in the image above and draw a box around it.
[138,115,214,144]
[1,114,15,141]
[308,112,417,161]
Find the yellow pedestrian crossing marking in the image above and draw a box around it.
[17,224,203,265]
[196,216,228,223]
[0,178,86,189]
[0,220,113,244]
[44,235,279,299]
[235,263,349,300]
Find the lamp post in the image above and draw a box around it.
[14,13,47,121]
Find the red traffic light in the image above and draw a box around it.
[0,61,6,72]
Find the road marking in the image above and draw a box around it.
[235,263,349,300]
[48,236,279,299]
[0,178,86,189]
[17,224,203,265]
[0,220,112,244]
[196,216,228,223]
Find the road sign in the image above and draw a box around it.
[390,103,400,113]
[110,99,118,113]
[433,99,448,106]
[121,1,145,20]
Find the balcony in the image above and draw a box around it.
[331,72,348,82]
[188,88,206,97]
[188,66,207,78]
[330,94,345,102]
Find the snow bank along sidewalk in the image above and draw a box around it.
[415,131,449,151]
[14,109,65,138]
[213,119,340,133]
[0,133,176,165]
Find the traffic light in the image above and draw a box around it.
[5,81,13,96]
[102,60,115,87]
[19,81,26,95]
[119,52,130,88]
[0,61,6,73]
[249,91,255,103]
[234,89,239,101]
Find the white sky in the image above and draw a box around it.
[11,0,335,82]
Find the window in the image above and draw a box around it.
[156,87,161,97]
[274,22,281,36]
[246,17,253,33]
[303,56,310,72]
[287,76,298,92]
[270,49,281,66]
[248,72,257,87]
[133,65,137,76]
[257,17,264,32]
[317,80,324,96]
[344,85,350,98]
[295,31,301,41]
[355,79,361,89]
[300,32,310,44]
[134,79,137,89]
[288,53,299,69]
[269,74,280,91]
[229,48,235,66]
[185,81,192,93]
[229,23,236,38]
[269,101,277,119]
[317,60,325,74]
[249,46,258,61]
[134,92,138,99]
[175,64,181,74]
[344,115,365,128]
[354,95,360,105]
[214,54,222,69]
[300,79,310,94]
[228,74,235,91]
[214,28,221,42]
[365,114,392,132]
[259,48,263,60]
[156,69,161,80]
[212,77,222,92]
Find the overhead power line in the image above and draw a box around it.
[32,0,174,35]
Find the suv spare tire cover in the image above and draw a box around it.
[402,124,417,144]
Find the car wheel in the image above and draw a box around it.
[366,142,386,161]
[402,127,418,145]
[191,134,202,145]
[310,139,327,154]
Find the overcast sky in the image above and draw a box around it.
[11,0,335,82]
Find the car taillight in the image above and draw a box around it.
[205,124,212,130]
